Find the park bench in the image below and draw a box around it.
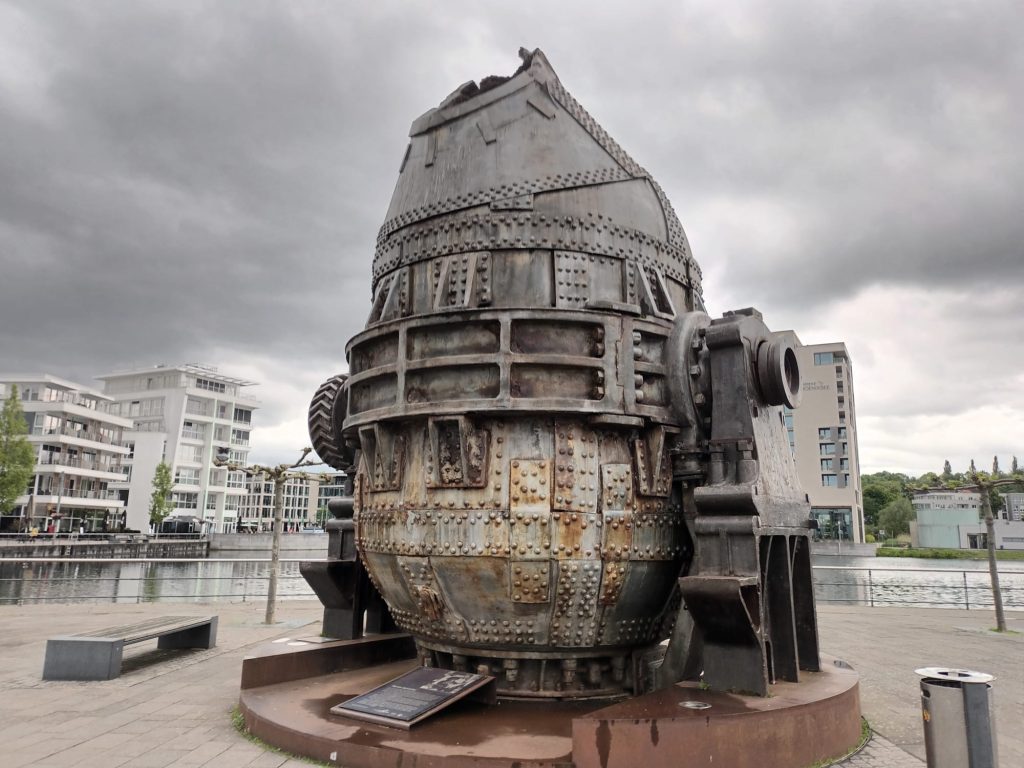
[43,615,218,681]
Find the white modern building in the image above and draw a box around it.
[910,490,981,549]
[238,474,321,532]
[98,365,258,533]
[785,342,865,543]
[0,375,132,533]
[1001,492,1024,522]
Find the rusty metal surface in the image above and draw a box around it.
[572,657,862,768]
[309,48,821,699]
[239,638,860,768]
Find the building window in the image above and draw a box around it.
[233,408,252,424]
[839,458,850,470]
[783,414,793,428]
[835,365,842,376]
[820,443,836,455]
[195,378,226,393]
[813,352,834,365]
[818,427,831,439]
[177,443,203,463]
[231,429,250,446]
[841,442,848,453]
[181,421,205,440]
[838,427,847,438]
[185,397,211,416]
[821,474,838,487]
[174,468,200,486]
[821,459,834,471]
[843,473,850,486]
[172,492,199,509]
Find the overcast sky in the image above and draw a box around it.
[1,0,1021,476]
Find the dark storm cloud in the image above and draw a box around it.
[0,0,1021,467]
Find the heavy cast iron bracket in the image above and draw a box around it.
[300,490,397,640]
[659,308,820,696]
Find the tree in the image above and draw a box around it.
[1013,456,1018,474]
[878,497,915,537]
[942,459,953,478]
[149,462,173,529]
[992,456,1001,476]
[861,472,909,530]
[0,388,36,521]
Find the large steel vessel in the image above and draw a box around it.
[309,49,818,699]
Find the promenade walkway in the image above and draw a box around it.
[0,600,1019,767]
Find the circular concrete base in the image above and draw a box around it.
[238,636,861,768]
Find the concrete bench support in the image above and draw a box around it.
[43,638,125,681]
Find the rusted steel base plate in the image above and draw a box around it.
[239,638,860,768]
[573,659,862,768]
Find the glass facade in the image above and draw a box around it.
[811,507,854,540]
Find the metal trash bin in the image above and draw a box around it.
[916,667,997,768]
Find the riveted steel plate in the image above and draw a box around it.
[551,561,602,647]
[555,251,590,309]
[510,561,550,603]
[599,561,628,605]
[509,459,552,513]
[600,464,633,512]
[549,511,601,560]
[602,511,634,561]
[553,423,599,513]
[509,507,548,560]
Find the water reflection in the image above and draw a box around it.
[811,555,1024,609]
[1,557,320,604]
[1,554,1022,609]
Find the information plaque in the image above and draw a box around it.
[331,667,497,729]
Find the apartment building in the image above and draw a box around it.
[0,375,132,532]
[98,365,258,533]
[238,474,320,531]
[316,471,348,515]
[785,342,865,542]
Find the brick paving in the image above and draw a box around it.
[0,600,1019,767]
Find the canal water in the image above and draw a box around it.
[1,553,1022,609]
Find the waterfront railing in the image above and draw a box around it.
[1,559,1022,609]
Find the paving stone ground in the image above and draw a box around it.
[0,600,1019,767]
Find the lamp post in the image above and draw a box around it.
[214,447,322,624]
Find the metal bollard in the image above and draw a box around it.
[916,667,997,768]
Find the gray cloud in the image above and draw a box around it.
[1,0,1021,471]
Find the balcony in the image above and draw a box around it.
[36,455,121,474]
[30,425,124,449]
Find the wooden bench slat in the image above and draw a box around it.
[72,616,214,644]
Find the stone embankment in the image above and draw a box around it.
[0,536,208,559]
[208,532,328,552]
